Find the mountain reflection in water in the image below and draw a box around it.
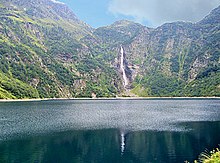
[0,121,220,163]
[0,99,220,162]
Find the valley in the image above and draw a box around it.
[0,0,219,99]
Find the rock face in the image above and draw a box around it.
[82,6,220,97]
[0,0,219,98]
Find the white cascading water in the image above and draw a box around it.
[120,46,129,87]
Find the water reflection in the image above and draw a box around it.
[120,130,128,155]
[120,131,126,154]
[1,99,220,140]
[0,121,220,163]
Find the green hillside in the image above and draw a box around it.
[0,0,219,99]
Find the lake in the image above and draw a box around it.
[0,99,220,163]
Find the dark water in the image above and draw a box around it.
[0,99,220,163]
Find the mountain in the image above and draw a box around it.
[0,0,219,99]
[85,6,220,97]
[0,0,121,99]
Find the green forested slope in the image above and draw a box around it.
[86,7,220,97]
[0,0,219,99]
[0,0,121,98]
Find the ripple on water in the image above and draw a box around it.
[0,99,220,141]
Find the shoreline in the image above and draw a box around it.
[0,96,220,102]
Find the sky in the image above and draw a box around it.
[58,0,220,28]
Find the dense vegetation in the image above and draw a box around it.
[0,0,219,99]
[131,71,220,97]
[0,0,121,99]
[192,148,220,163]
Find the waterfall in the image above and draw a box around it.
[120,46,129,87]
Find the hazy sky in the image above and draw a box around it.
[58,0,220,28]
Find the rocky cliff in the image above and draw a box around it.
[0,0,219,98]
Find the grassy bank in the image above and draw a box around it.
[186,148,220,163]
[197,148,220,163]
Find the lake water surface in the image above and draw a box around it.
[0,99,220,162]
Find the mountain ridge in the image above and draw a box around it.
[0,1,219,99]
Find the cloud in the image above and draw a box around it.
[108,0,220,27]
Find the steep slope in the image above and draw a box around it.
[85,6,220,97]
[0,0,122,99]
[0,1,219,99]
[1,0,92,38]
[82,20,151,92]
[131,10,220,96]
